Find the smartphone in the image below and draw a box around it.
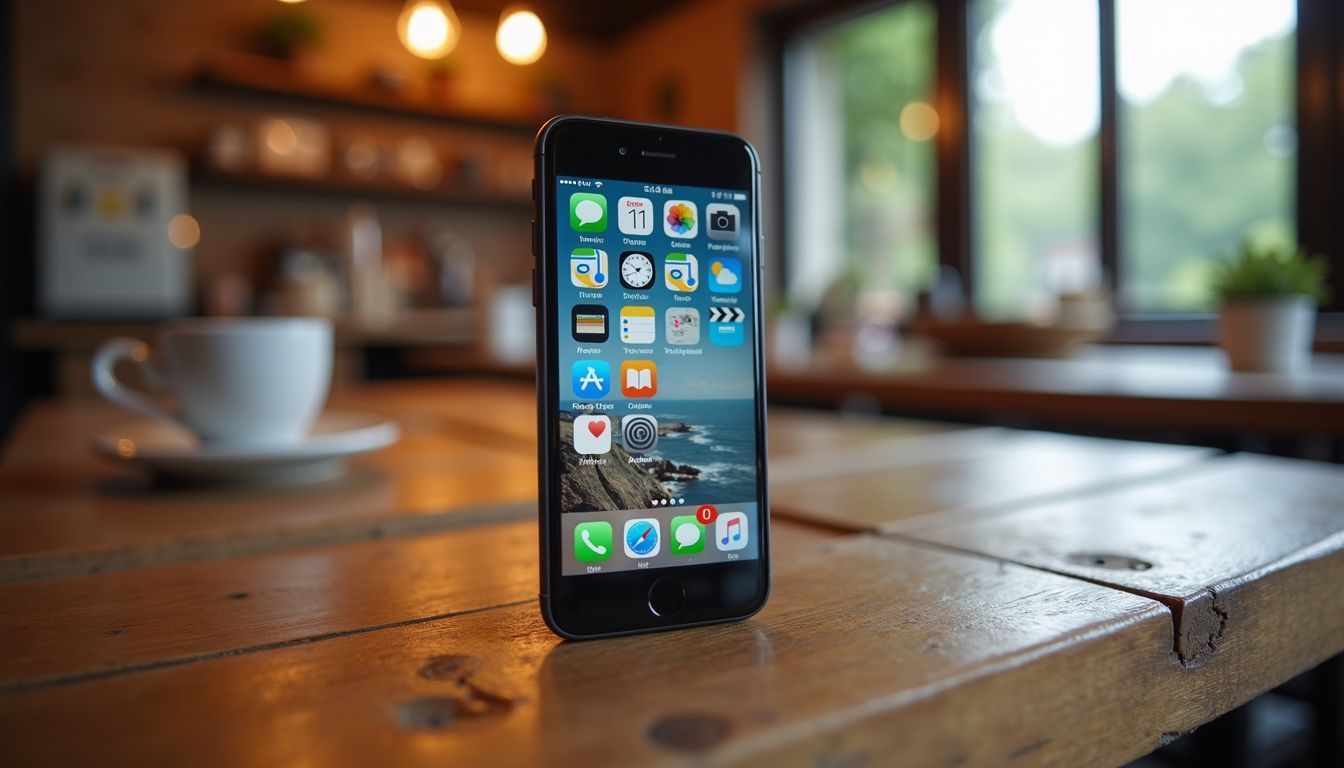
[533,116,770,639]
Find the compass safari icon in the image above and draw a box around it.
[623,518,660,560]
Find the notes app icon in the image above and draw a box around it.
[715,511,748,552]
[620,360,657,398]
[620,306,656,344]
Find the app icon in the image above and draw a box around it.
[571,360,611,399]
[573,414,611,454]
[665,308,700,345]
[624,518,661,558]
[619,305,656,344]
[570,248,609,289]
[663,200,698,239]
[617,196,654,236]
[708,256,743,294]
[620,360,658,397]
[708,306,745,346]
[572,304,608,343]
[569,192,607,232]
[621,414,659,452]
[664,253,699,292]
[705,203,741,241]
[670,515,705,555]
[618,251,656,290]
[574,521,612,563]
[715,511,748,551]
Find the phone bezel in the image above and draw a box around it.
[534,116,771,639]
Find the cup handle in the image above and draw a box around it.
[91,337,179,424]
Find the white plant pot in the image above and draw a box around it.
[1217,296,1316,373]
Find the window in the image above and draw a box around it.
[972,0,1100,319]
[775,0,1329,325]
[1118,0,1296,312]
[782,2,937,318]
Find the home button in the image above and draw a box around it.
[647,577,685,617]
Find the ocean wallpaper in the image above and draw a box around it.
[554,175,759,515]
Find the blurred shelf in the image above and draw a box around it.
[15,309,480,352]
[193,166,531,210]
[194,56,540,134]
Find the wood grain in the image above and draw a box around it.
[0,536,1188,768]
[903,452,1344,668]
[0,518,840,691]
[0,382,942,580]
[771,429,1215,532]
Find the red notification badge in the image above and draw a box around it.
[696,504,718,525]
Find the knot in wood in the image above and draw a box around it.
[647,713,731,753]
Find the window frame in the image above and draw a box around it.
[763,0,1344,337]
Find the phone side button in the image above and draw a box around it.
[647,577,685,617]
[531,268,538,307]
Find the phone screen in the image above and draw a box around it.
[553,176,761,577]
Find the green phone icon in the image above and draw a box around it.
[670,515,704,555]
[574,521,613,562]
[569,192,608,232]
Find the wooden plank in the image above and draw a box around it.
[904,452,1344,672]
[0,518,840,691]
[0,536,1189,768]
[0,384,538,581]
[0,382,946,580]
[771,430,1215,532]
[769,345,1344,436]
[764,408,964,460]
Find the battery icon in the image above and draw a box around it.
[733,192,747,201]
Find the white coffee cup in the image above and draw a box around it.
[91,318,333,447]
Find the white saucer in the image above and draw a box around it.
[93,411,400,486]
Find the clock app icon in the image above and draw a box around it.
[619,251,656,290]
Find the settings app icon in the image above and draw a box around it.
[621,414,659,453]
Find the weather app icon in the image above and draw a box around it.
[571,359,611,399]
[708,256,742,293]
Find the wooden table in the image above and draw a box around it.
[1,379,1341,767]
[770,344,1344,440]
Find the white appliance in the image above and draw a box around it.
[39,146,192,317]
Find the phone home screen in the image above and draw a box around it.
[555,177,761,577]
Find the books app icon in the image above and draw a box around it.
[620,360,657,398]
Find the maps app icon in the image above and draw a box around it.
[570,248,609,289]
[664,253,698,292]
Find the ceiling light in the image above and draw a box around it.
[398,1,460,60]
[496,6,547,65]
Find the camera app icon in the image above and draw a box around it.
[705,203,740,241]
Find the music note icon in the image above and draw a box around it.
[714,512,748,552]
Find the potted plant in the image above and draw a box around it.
[255,9,323,65]
[1211,239,1328,373]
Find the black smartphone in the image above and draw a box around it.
[532,116,770,639]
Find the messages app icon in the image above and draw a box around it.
[569,192,607,232]
[664,253,699,292]
[670,515,704,555]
